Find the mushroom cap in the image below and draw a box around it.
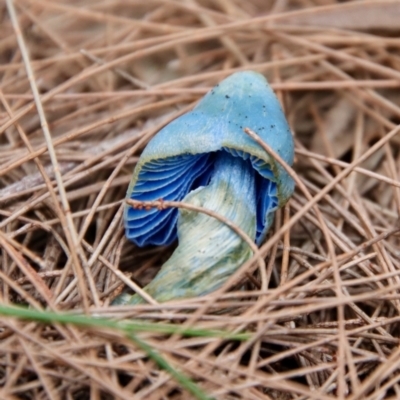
[125,71,294,246]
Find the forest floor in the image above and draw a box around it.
[1,1,400,399]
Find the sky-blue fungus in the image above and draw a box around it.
[125,71,294,248]
[114,71,295,304]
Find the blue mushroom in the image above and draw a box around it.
[115,71,294,305]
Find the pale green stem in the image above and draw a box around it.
[117,152,257,305]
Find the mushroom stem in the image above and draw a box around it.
[119,151,257,304]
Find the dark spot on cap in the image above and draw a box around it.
[270,125,275,128]
[225,95,230,99]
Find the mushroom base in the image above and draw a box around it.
[116,151,258,305]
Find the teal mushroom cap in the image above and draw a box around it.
[125,71,295,247]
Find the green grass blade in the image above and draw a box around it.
[0,304,249,340]
[0,304,251,400]
[128,332,214,400]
